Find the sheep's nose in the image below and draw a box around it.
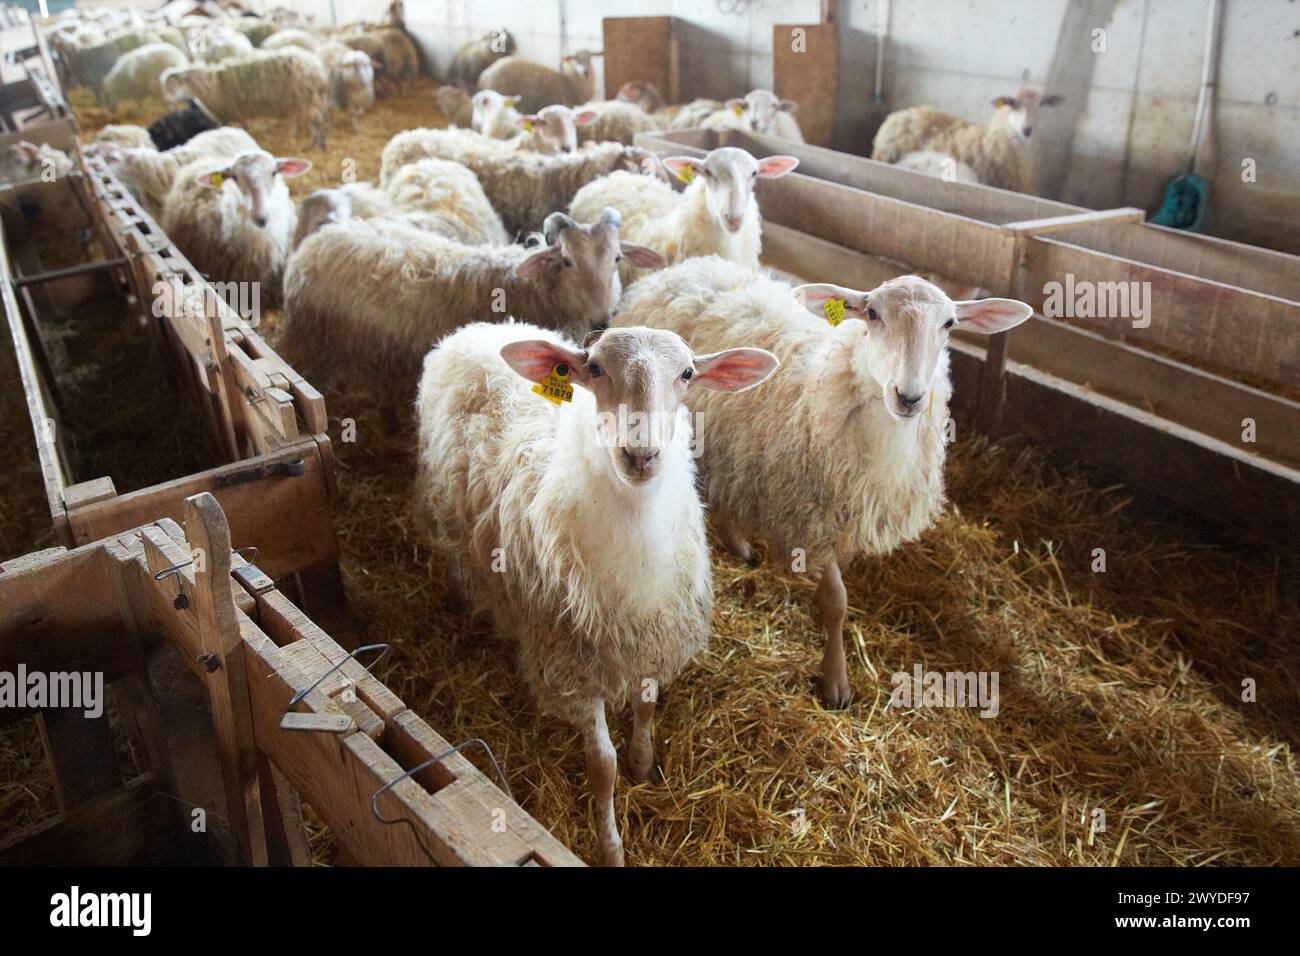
[621,448,659,475]
[1023,126,1033,137]
[895,388,924,409]
[724,215,743,232]
[253,214,269,228]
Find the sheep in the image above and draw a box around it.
[290,182,396,250]
[318,43,375,129]
[470,89,523,139]
[64,27,186,90]
[159,149,310,301]
[202,29,255,63]
[94,123,155,150]
[100,42,189,108]
[232,19,277,48]
[382,158,508,245]
[871,87,1064,192]
[260,28,322,52]
[569,147,798,283]
[447,28,515,89]
[280,210,664,412]
[614,81,664,113]
[725,89,803,141]
[160,48,329,148]
[0,142,80,235]
[613,257,1032,706]
[510,105,600,155]
[341,28,418,93]
[436,85,473,127]
[378,127,654,236]
[415,321,777,865]
[1,141,73,182]
[104,126,259,218]
[896,150,981,183]
[477,49,599,114]
[147,95,219,150]
[575,99,660,146]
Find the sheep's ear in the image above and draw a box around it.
[954,297,1033,334]
[791,283,869,323]
[515,246,561,278]
[1041,94,1065,107]
[15,141,41,161]
[619,242,664,269]
[198,168,230,189]
[757,155,799,178]
[502,95,519,109]
[276,157,311,176]
[662,155,702,184]
[573,109,599,126]
[725,97,746,116]
[778,98,799,113]
[692,348,779,392]
[500,339,590,386]
[616,81,641,100]
[515,115,538,132]
[992,96,1019,109]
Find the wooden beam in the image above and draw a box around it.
[1002,207,1146,237]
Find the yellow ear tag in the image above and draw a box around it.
[532,364,574,405]
[523,119,534,131]
[504,99,516,108]
[211,172,224,187]
[677,164,695,185]
[732,103,744,116]
[823,298,846,327]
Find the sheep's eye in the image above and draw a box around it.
[943,318,955,329]
[681,368,693,381]
[867,307,880,322]
[588,362,601,377]
[615,255,622,263]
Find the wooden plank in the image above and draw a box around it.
[772,22,836,146]
[602,17,677,103]
[1002,207,1146,237]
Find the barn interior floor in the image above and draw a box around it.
[1,84,1297,865]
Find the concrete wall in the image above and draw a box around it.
[294,0,1300,255]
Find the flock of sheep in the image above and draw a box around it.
[27,3,1061,866]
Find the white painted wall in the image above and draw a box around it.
[288,0,1300,254]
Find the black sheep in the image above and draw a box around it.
[148,97,219,151]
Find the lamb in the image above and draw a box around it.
[341,28,418,93]
[280,210,663,410]
[612,257,1032,706]
[100,42,189,108]
[160,48,328,148]
[160,149,310,301]
[415,321,777,865]
[93,123,155,150]
[104,126,259,219]
[1,141,73,182]
[614,81,664,113]
[260,28,322,52]
[447,28,514,88]
[318,43,375,129]
[382,158,508,245]
[201,28,254,63]
[436,85,473,127]
[575,99,660,146]
[378,127,653,236]
[896,150,981,183]
[569,146,798,283]
[871,87,1064,192]
[509,105,600,154]
[727,89,803,141]
[146,95,219,150]
[470,89,523,139]
[477,49,599,114]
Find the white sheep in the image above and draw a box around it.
[202,28,254,63]
[341,27,418,93]
[260,28,322,52]
[103,126,259,219]
[613,257,1032,707]
[383,158,508,244]
[415,321,777,865]
[614,81,665,113]
[727,89,804,141]
[93,123,154,150]
[160,149,310,302]
[280,210,663,410]
[378,127,652,236]
[477,49,599,114]
[575,99,660,146]
[896,150,981,183]
[0,142,79,233]
[871,87,1064,192]
[569,146,798,283]
[612,82,729,131]
[470,89,522,138]
[160,48,328,148]
[100,42,189,108]
[318,42,375,129]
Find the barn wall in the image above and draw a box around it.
[291,0,1299,255]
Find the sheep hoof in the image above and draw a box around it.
[627,752,658,785]
[598,840,626,867]
[820,670,853,710]
[745,550,761,569]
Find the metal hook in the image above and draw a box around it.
[287,643,390,708]
[154,559,193,609]
[234,545,259,564]
[370,738,513,864]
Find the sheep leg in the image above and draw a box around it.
[717,514,757,566]
[628,686,656,784]
[581,699,624,866]
[816,558,852,708]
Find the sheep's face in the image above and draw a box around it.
[515,212,665,332]
[340,51,375,93]
[516,105,598,154]
[1,142,71,182]
[292,188,350,250]
[728,89,798,135]
[616,81,663,113]
[794,277,1033,422]
[159,67,188,106]
[994,88,1064,142]
[471,90,517,134]
[501,328,777,486]
[198,150,310,229]
[662,147,799,234]
[562,49,597,77]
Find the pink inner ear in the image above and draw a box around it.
[574,110,599,125]
[757,156,798,178]
[500,341,579,383]
[695,349,778,392]
[277,158,310,175]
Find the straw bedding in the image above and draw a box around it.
[0,82,1296,865]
